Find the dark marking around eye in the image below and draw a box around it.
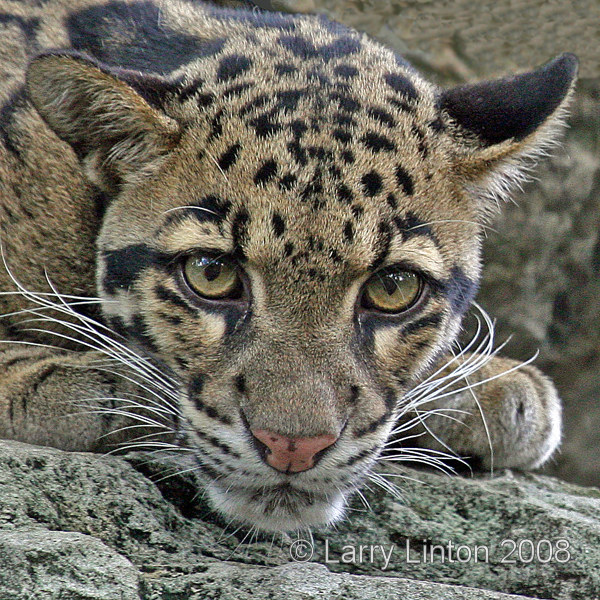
[272,213,285,237]
[218,144,241,171]
[344,221,354,243]
[254,160,278,186]
[217,54,252,82]
[369,222,392,271]
[443,266,478,315]
[231,210,250,261]
[384,73,417,100]
[362,132,396,153]
[361,171,383,197]
[396,165,414,196]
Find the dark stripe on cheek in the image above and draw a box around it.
[402,312,443,336]
[355,412,389,438]
[154,284,197,316]
[102,244,171,295]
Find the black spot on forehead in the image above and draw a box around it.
[278,34,361,62]
[396,165,414,196]
[384,72,418,101]
[361,171,383,197]
[254,160,278,186]
[272,213,286,237]
[334,64,359,79]
[218,143,241,171]
[67,1,225,75]
[367,107,396,128]
[217,54,253,82]
[362,132,396,153]
[275,63,298,77]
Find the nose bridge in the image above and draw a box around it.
[241,331,347,439]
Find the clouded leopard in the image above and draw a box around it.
[0,0,577,531]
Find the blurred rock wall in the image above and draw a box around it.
[275,0,600,487]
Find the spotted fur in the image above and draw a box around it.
[0,0,576,531]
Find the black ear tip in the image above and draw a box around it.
[545,52,579,85]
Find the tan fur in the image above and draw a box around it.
[0,0,576,531]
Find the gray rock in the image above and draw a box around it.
[0,440,598,599]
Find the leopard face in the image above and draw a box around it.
[23,0,576,530]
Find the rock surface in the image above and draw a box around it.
[0,441,598,599]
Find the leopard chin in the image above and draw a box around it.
[206,479,349,532]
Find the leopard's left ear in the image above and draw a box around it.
[27,51,181,194]
[439,53,578,206]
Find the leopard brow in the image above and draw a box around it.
[384,237,447,282]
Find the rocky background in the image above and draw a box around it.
[1,442,599,599]
[271,0,600,488]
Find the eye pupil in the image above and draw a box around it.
[204,262,222,282]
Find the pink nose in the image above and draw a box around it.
[250,429,338,473]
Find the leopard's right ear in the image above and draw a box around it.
[26,52,181,194]
[438,53,578,212]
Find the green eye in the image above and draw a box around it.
[362,269,422,313]
[183,255,243,300]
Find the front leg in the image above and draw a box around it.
[0,344,178,453]
[399,354,561,470]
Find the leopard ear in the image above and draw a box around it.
[439,53,578,207]
[27,52,181,194]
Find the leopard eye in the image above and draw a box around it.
[361,268,422,313]
[183,255,243,300]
